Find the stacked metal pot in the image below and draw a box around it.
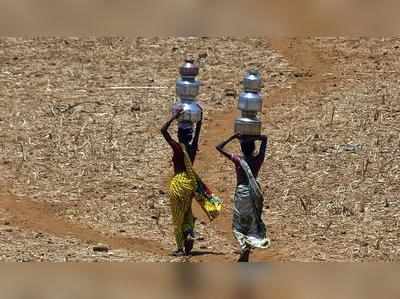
[234,70,263,136]
[172,59,202,125]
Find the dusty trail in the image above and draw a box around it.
[193,38,338,262]
[0,181,166,256]
[253,38,336,261]
[0,38,338,261]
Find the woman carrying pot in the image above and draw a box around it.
[161,106,222,257]
[161,106,202,257]
[216,133,270,262]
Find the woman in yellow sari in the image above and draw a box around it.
[161,107,202,256]
[162,106,222,257]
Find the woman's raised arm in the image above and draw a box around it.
[191,104,203,152]
[255,134,268,162]
[216,133,240,161]
[161,108,183,148]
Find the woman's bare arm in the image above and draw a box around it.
[191,104,203,153]
[255,134,268,162]
[161,108,182,148]
[216,133,240,161]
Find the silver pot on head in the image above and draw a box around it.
[172,59,202,124]
[234,114,262,136]
[235,69,264,136]
[242,69,263,92]
[172,101,202,123]
[238,91,263,112]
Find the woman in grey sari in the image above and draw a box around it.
[216,133,270,262]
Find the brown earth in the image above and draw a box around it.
[193,38,339,262]
[0,37,399,262]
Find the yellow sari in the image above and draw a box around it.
[168,144,222,249]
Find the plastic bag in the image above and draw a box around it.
[194,176,223,221]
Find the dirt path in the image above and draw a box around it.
[0,181,166,256]
[253,38,336,261]
[193,38,338,262]
[0,38,338,262]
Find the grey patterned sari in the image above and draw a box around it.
[233,157,270,251]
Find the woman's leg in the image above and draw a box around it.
[233,186,254,262]
[168,173,195,256]
[238,246,251,262]
[182,203,195,255]
[170,197,186,253]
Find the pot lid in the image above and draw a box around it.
[179,59,199,78]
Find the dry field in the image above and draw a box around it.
[0,37,399,262]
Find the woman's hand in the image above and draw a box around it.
[172,106,184,119]
[216,133,238,161]
[161,106,184,136]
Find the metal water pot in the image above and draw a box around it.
[242,69,262,92]
[238,91,263,112]
[172,100,202,123]
[179,59,199,78]
[234,69,263,136]
[176,78,200,100]
[172,59,202,123]
[234,116,262,136]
